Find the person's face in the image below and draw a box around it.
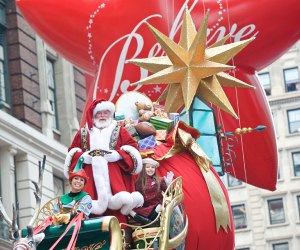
[94,110,111,121]
[145,163,156,177]
[94,110,112,129]
[70,176,85,193]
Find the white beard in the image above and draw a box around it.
[90,119,117,151]
[94,117,113,129]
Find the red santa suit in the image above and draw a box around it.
[64,99,143,223]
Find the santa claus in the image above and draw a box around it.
[64,99,144,223]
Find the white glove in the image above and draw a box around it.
[155,204,162,213]
[81,151,92,164]
[104,150,122,162]
[164,171,174,186]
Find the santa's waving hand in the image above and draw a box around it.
[64,99,143,222]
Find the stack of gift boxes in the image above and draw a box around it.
[115,104,180,150]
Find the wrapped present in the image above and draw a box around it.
[150,116,173,132]
[125,125,139,137]
[155,129,167,141]
[138,135,157,150]
[168,113,180,126]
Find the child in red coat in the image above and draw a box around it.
[129,158,173,225]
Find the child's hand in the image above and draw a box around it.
[164,171,174,185]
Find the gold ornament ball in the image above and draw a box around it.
[235,128,242,134]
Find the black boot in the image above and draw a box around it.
[132,214,160,227]
[132,213,153,225]
[148,210,159,221]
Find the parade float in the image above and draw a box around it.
[3,0,299,249]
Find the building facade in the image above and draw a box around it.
[226,41,300,250]
[0,1,86,248]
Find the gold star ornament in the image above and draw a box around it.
[129,7,255,118]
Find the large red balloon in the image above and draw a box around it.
[16,0,300,249]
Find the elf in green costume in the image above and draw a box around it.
[53,156,92,225]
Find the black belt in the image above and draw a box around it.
[89,149,112,157]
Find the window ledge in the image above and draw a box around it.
[0,101,11,111]
[52,128,61,135]
[266,222,290,229]
[227,184,245,190]
[290,176,300,181]
[261,190,287,198]
[285,132,300,138]
[235,227,251,233]
[290,189,300,193]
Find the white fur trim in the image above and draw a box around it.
[120,145,143,174]
[90,120,117,151]
[90,157,111,215]
[108,191,133,215]
[93,101,115,116]
[64,147,82,179]
[91,174,109,215]
[92,156,112,198]
[131,191,144,208]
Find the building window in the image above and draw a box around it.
[46,58,59,130]
[258,72,271,95]
[53,175,65,197]
[0,45,5,102]
[284,67,299,92]
[297,195,300,219]
[292,152,300,177]
[0,2,9,108]
[268,198,285,224]
[272,242,289,250]
[231,204,247,229]
[227,174,242,187]
[287,109,300,133]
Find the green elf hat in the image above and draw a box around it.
[69,156,89,183]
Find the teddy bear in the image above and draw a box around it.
[135,101,154,122]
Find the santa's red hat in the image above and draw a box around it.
[86,99,115,129]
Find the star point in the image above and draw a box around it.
[129,7,254,117]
